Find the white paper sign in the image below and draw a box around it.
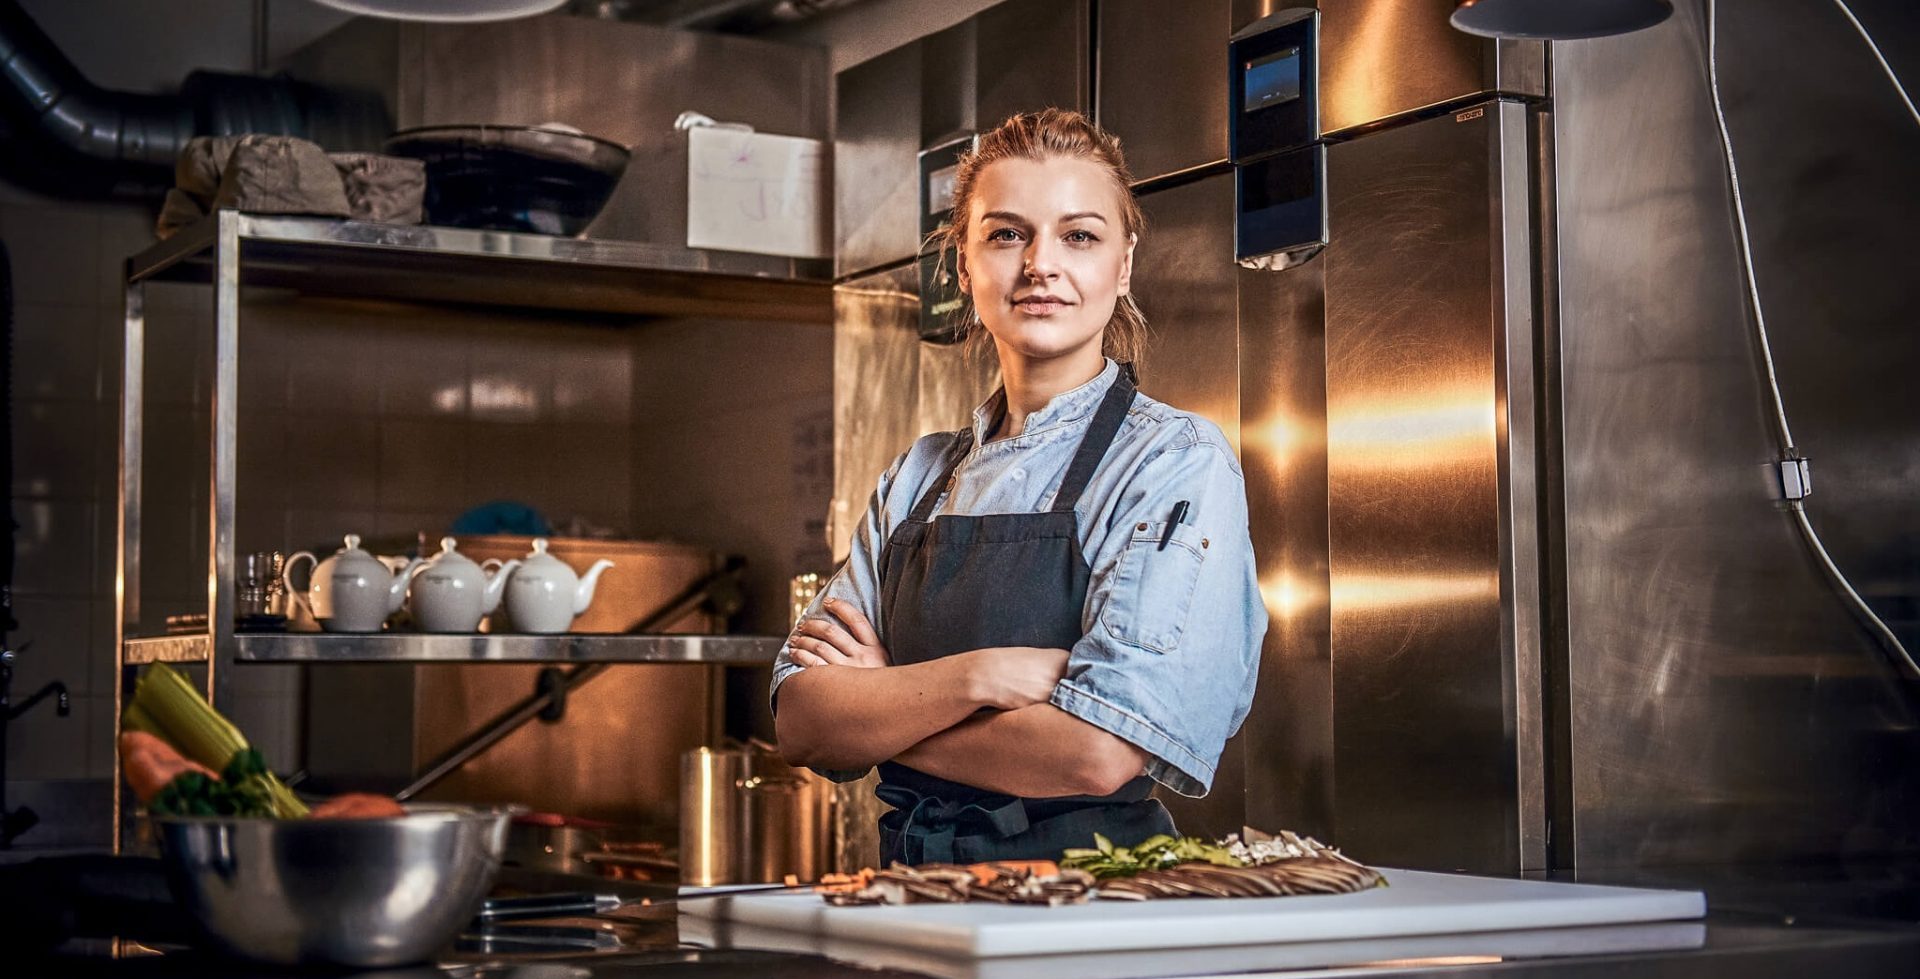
[686,127,828,259]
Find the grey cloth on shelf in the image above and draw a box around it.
[212,135,353,217]
[155,135,426,239]
[330,152,426,225]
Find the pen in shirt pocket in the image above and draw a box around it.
[1157,500,1190,551]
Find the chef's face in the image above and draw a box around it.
[957,155,1136,370]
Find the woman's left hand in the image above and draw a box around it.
[790,598,890,669]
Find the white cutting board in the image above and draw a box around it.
[680,916,1709,979]
[680,869,1705,959]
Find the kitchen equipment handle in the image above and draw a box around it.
[280,551,316,620]
[474,893,622,922]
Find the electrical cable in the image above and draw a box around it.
[1704,0,1919,681]
[1830,0,1920,129]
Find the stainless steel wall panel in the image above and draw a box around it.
[1321,102,1542,874]
[914,342,1001,440]
[835,43,924,277]
[975,0,1090,126]
[1134,175,1242,445]
[1096,0,1233,183]
[1131,174,1245,838]
[1553,0,1920,869]
[1317,1,1543,136]
[1714,1,1920,658]
[390,14,827,247]
[920,18,977,145]
[830,266,925,561]
[1237,219,1335,845]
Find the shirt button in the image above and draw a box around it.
[1012,469,1025,480]
[1202,538,1210,549]
[1136,523,1148,531]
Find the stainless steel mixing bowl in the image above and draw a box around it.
[156,804,515,966]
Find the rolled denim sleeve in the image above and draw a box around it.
[1050,427,1267,797]
[769,447,913,784]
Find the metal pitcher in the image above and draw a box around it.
[680,743,832,886]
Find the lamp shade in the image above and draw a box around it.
[307,0,569,22]
[1450,0,1673,39]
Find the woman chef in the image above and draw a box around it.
[772,109,1267,866]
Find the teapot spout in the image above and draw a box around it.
[575,560,615,615]
[389,557,426,613]
[481,558,522,614]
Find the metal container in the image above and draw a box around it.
[156,804,514,966]
[680,745,832,886]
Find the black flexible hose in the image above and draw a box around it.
[2,238,14,635]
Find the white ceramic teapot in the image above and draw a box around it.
[407,537,520,633]
[282,534,423,633]
[504,538,614,634]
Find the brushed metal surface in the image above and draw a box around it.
[234,633,779,664]
[287,14,827,249]
[1128,174,1246,838]
[406,548,722,823]
[157,805,512,967]
[130,214,831,321]
[1097,0,1234,183]
[1322,101,1542,874]
[830,265,925,563]
[1553,0,1920,869]
[1238,218,1334,845]
[836,42,923,278]
[396,13,827,247]
[158,806,514,967]
[975,0,1089,128]
[1318,0,1544,136]
[920,17,977,147]
[914,340,1001,440]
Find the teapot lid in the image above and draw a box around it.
[429,536,478,568]
[338,533,366,554]
[521,537,570,569]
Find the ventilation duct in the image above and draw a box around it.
[0,0,381,201]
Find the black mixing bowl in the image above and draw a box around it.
[384,124,631,236]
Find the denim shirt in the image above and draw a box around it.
[771,359,1268,797]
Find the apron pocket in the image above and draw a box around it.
[1100,520,1208,654]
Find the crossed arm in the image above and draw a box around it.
[773,598,1148,799]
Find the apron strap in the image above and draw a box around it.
[1050,363,1138,514]
[905,432,973,524]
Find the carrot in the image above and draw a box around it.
[308,793,406,819]
[967,859,1059,883]
[119,731,216,803]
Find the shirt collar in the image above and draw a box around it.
[970,358,1120,444]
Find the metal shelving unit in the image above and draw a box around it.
[112,210,821,843]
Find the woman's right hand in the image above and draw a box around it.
[965,646,1071,711]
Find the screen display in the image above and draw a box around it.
[1243,46,1302,114]
[927,163,959,216]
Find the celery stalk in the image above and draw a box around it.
[127,663,309,818]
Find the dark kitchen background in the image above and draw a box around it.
[2,0,1916,892]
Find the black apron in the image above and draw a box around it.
[874,365,1176,866]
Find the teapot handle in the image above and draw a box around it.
[281,551,317,621]
[480,558,505,574]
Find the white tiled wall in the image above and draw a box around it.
[1,188,154,785]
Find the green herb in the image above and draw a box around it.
[1060,833,1247,879]
[150,749,279,818]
